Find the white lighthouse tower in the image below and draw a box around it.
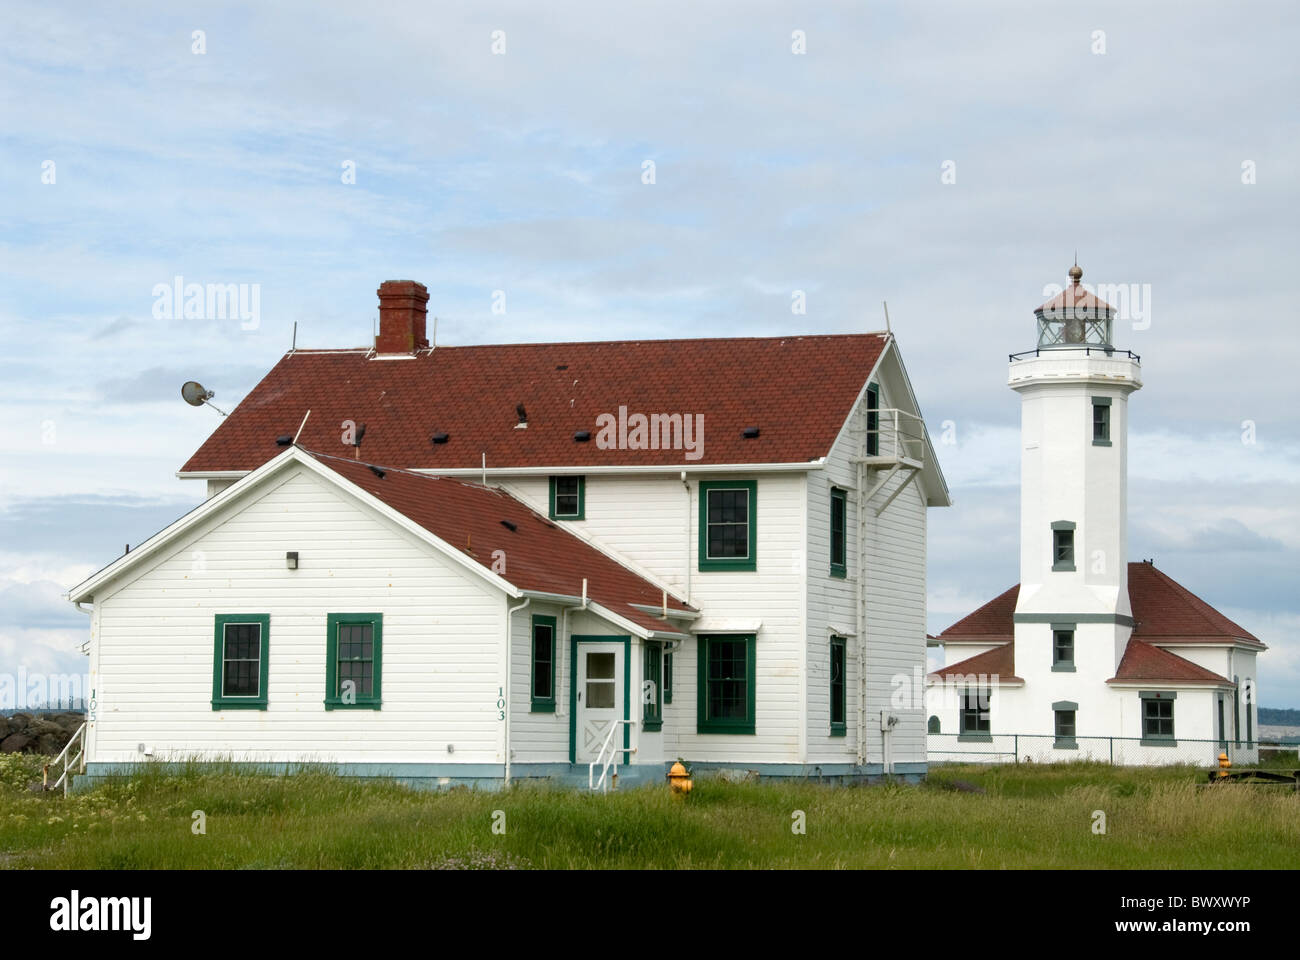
[1009,264,1142,688]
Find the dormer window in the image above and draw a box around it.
[549,476,585,520]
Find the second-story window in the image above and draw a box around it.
[699,480,757,571]
[1052,522,1076,571]
[866,384,880,456]
[1092,397,1111,445]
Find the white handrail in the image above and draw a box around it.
[588,720,636,792]
[43,722,87,797]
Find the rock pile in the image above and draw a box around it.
[0,712,86,755]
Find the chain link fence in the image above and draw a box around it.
[926,732,1297,767]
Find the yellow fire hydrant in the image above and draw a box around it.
[1217,751,1231,779]
[668,761,692,795]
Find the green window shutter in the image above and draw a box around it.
[663,652,673,704]
[212,614,270,710]
[830,487,847,578]
[829,636,847,736]
[698,480,757,571]
[325,613,383,710]
[530,614,557,713]
[549,475,585,519]
[696,634,756,734]
[643,642,663,731]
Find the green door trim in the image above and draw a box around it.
[568,635,632,765]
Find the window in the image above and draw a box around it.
[1140,691,1175,745]
[865,384,880,456]
[1217,696,1227,750]
[530,615,556,712]
[958,687,991,741]
[829,636,847,736]
[549,475,585,520]
[212,614,270,710]
[325,613,383,709]
[927,715,941,734]
[1052,521,1076,571]
[830,487,847,578]
[697,634,756,733]
[643,643,663,732]
[1052,625,1075,671]
[663,652,673,704]
[1053,701,1077,749]
[1092,397,1111,446]
[698,480,757,571]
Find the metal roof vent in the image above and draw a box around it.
[368,465,385,479]
[742,426,760,439]
[500,520,517,532]
[275,434,293,446]
[573,430,590,442]
[431,432,449,444]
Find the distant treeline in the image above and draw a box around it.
[1260,707,1300,725]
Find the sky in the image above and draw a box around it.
[2,1,1297,707]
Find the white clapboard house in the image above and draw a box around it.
[67,280,950,789]
[926,265,1264,766]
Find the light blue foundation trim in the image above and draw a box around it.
[76,759,927,790]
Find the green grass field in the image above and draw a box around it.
[2,754,1296,869]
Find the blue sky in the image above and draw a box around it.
[2,1,1297,705]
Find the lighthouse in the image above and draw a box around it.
[1009,264,1142,680]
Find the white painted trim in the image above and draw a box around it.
[689,618,763,634]
[178,460,827,482]
[175,471,248,480]
[71,447,522,604]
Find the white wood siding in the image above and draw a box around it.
[90,466,508,765]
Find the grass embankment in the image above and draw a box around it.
[1,755,1296,869]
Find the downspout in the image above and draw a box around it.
[505,596,531,787]
[681,472,692,603]
[856,406,868,766]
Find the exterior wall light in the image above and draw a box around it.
[286,551,299,570]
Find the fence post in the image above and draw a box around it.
[1014,735,1019,763]
[1109,737,1114,765]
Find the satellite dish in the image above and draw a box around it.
[181,381,212,406]
[180,380,228,417]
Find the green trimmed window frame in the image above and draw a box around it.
[643,642,663,732]
[549,475,585,520]
[1092,396,1112,446]
[829,487,847,578]
[663,651,673,704]
[1053,701,1078,749]
[866,383,880,456]
[1052,521,1076,572]
[958,686,991,742]
[829,635,847,736]
[1051,623,1076,672]
[698,480,757,571]
[1140,690,1176,745]
[212,614,270,710]
[325,613,383,710]
[697,634,756,734]
[530,614,557,713]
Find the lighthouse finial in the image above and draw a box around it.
[1068,254,1082,284]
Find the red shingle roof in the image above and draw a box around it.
[1108,640,1229,685]
[932,562,1261,685]
[930,642,1022,684]
[304,450,694,634]
[1036,280,1115,315]
[181,334,890,474]
[936,563,1261,648]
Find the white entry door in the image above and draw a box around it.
[574,641,625,763]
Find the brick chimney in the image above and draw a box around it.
[374,280,430,354]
